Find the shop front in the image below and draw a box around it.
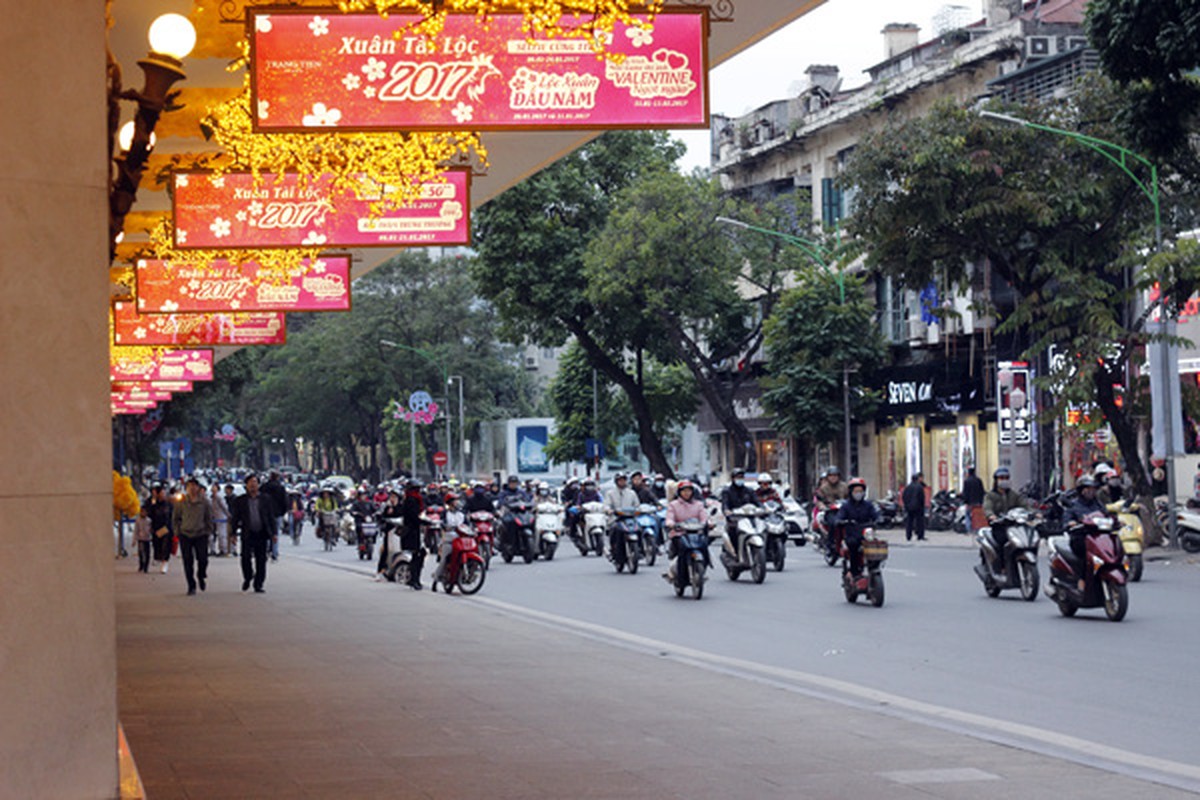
[696,380,791,489]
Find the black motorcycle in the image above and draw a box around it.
[499,499,538,564]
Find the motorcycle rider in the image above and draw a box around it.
[374,488,403,581]
[755,473,781,505]
[496,474,532,554]
[721,468,761,555]
[983,467,1031,572]
[835,477,879,579]
[631,471,658,505]
[349,489,376,543]
[604,472,640,556]
[652,474,668,501]
[1095,464,1125,505]
[464,480,495,514]
[399,479,426,590]
[664,479,711,574]
[314,488,339,546]
[433,492,466,589]
[1065,475,1109,589]
[815,466,848,507]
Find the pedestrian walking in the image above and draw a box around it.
[134,504,153,573]
[962,467,986,533]
[210,483,229,555]
[229,474,278,593]
[224,484,238,555]
[261,471,287,562]
[902,472,927,542]
[172,477,216,595]
[146,484,174,573]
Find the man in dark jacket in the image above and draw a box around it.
[901,472,927,542]
[147,484,174,573]
[400,480,426,590]
[228,474,278,593]
[835,477,879,577]
[720,468,760,553]
[260,471,288,562]
[962,467,986,533]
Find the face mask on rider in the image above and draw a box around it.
[996,479,1010,489]
[734,479,744,487]
[851,489,865,502]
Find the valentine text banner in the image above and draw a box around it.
[137,255,352,313]
[112,303,286,347]
[249,10,708,131]
[111,381,194,394]
[110,349,215,382]
[172,172,470,249]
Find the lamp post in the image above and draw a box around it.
[979,110,1176,547]
[380,339,449,475]
[108,13,195,261]
[714,215,853,474]
[448,375,465,476]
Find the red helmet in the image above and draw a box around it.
[676,479,695,493]
[848,477,867,492]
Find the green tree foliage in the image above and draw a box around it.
[762,269,885,487]
[1086,0,1200,166]
[842,82,1200,498]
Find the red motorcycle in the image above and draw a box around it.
[433,526,487,595]
[1046,511,1128,621]
[468,510,495,568]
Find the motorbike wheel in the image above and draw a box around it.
[725,566,740,581]
[480,541,492,569]
[544,541,557,561]
[501,542,514,564]
[1018,562,1039,602]
[1103,581,1129,622]
[643,535,657,567]
[749,545,766,584]
[1127,553,1143,583]
[772,542,786,572]
[456,560,486,595]
[869,572,885,607]
[1056,596,1078,617]
[842,573,857,603]
[627,546,639,575]
[823,546,839,568]
[1182,533,1200,554]
[691,563,705,600]
[522,538,536,564]
[392,564,409,586]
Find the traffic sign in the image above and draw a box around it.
[432,451,448,467]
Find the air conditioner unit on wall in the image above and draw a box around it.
[1026,35,1053,57]
[523,356,538,370]
[907,318,927,342]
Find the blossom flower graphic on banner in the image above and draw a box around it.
[210,218,232,238]
[230,300,241,309]
[342,73,362,91]
[248,201,263,216]
[301,231,328,245]
[364,86,377,99]
[363,57,387,82]
[255,15,272,33]
[451,102,474,123]
[133,327,147,340]
[302,103,342,127]
[258,99,270,120]
[160,300,179,312]
[309,16,329,36]
[313,259,327,274]
[175,174,189,188]
[626,27,653,47]
[176,229,188,244]
[208,174,225,188]
[236,210,248,222]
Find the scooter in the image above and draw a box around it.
[665,520,710,600]
[720,506,767,584]
[1045,511,1129,621]
[839,523,887,607]
[582,501,608,557]
[635,502,662,567]
[811,503,843,567]
[608,507,642,574]
[468,510,496,568]
[357,514,378,561]
[973,507,1041,601]
[1156,498,1200,554]
[928,489,962,531]
[761,500,789,571]
[876,491,902,529]
[1109,500,1144,582]
[381,518,417,585]
[534,498,562,561]
[421,505,445,555]
[432,525,486,595]
[781,495,809,547]
[500,499,538,564]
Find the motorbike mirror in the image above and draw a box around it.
[783,488,791,498]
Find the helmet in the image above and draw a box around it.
[583,478,596,487]
[506,474,519,484]
[758,473,774,485]
[731,468,745,478]
[847,477,867,492]
[676,479,695,493]
[1077,475,1098,489]
[631,471,644,480]
[444,492,459,503]
[614,472,628,481]
[567,478,579,487]
[827,466,841,477]
[1094,463,1116,478]
[993,467,1011,480]
[405,478,422,490]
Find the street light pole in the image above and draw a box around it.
[449,375,464,477]
[979,110,1175,546]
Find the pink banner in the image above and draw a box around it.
[113,399,157,411]
[249,10,708,131]
[110,349,215,382]
[172,171,470,249]
[112,389,173,403]
[136,256,351,313]
[112,380,194,393]
[112,405,152,416]
[112,302,286,347]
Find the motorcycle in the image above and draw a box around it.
[608,507,642,574]
[500,499,538,564]
[876,491,903,528]
[1045,511,1129,621]
[928,489,962,531]
[973,507,1041,600]
[421,505,445,555]
[534,498,563,561]
[781,496,809,548]
[582,501,608,557]
[1156,498,1200,555]
[665,520,710,600]
[1109,500,1144,582]
[839,523,887,607]
[720,506,767,584]
[762,500,789,571]
[468,510,496,568]
[357,514,378,561]
[635,503,662,567]
[317,509,339,552]
[381,518,416,585]
[432,525,486,595]
[339,510,357,545]
[811,503,843,567]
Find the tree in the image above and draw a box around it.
[762,269,886,492]
[471,131,687,474]
[842,82,1200,506]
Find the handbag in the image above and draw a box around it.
[154,526,169,539]
[170,536,179,556]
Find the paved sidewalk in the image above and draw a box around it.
[117,553,1194,799]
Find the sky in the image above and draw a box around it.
[674,0,984,171]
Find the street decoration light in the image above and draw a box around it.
[381,339,452,474]
[979,109,1176,547]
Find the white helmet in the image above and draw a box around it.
[757,473,775,485]
[1093,463,1116,479]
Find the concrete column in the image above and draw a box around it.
[0,1,117,797]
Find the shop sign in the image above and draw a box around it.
[171,171,470,249]
[998,360,1032,446]
[109,349,214,382]
[112,302,286,347]
[876,362,984,418]
[248,10,709,132]
[137,255,351,313]
[886,378,933,407]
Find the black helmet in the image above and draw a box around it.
[827,466,841,476]
[506,474,519,484]
[731,468,745,478]
[993,467,1011,480]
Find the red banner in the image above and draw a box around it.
[249,10,708,131]
[112,405,152,416]
[110,349,215,382]
[112,389,173,403]
[172,171,470,249]
[136,255,352,313]
[112,303,286,346]
[111,380,194,393]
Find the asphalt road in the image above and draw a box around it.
[289,522,1200,787]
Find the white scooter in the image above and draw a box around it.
[534,498,563,560]
[381,517,418,585]
[582,501,608,557]
[720,506,768,584]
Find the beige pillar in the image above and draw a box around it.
[0,1,117,797]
